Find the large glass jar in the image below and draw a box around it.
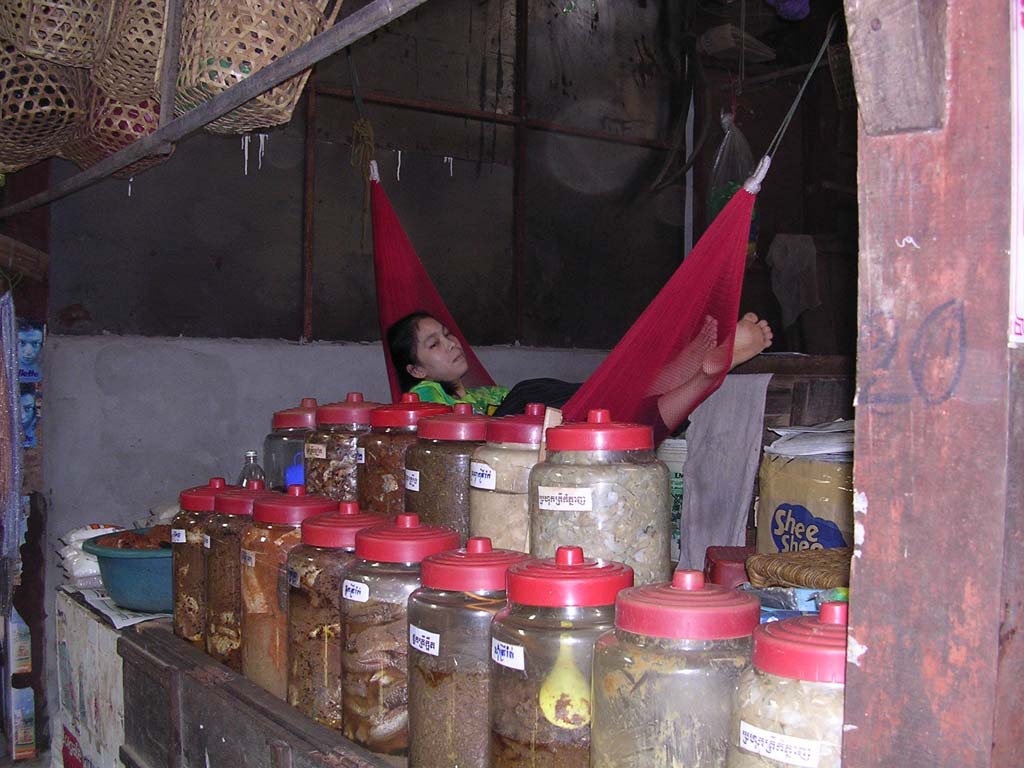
[489,546,633,768]
[727,603,848,768]
[469,405,545,552]
[264,398,317,491]
[240,486,336,698]
[530,409,671,585]
[304,393,381,501]
[408,537,528,768]
[286,501,384,730]
[592,570,760,767]
[340,513,459,756]
[357,394,450,516]
[173,477,231,648]
[205,485,276,670]
[405,403,488,544]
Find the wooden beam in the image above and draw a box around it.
[0,233,48,281]
[158,0,183,128]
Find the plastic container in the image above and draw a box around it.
[530,409,671,585]
[264,398,317,491]
[469,404,545,552]
[592,570,760,767]
[304,393,382,502]
[405,403,488,544]
[656,437,687,563]
[82,528,172,612]
[408,537,528,767]
[340,513,459,756]
[489,546,634,768]
[240,486,336,698]
[727,602,848,768]
[286,501,385,729]
[357,394,450,516]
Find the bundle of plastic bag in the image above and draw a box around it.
[58,524,124,589]
[708,112,759,261]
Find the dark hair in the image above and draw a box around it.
[387,311,433,393]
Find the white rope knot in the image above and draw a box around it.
[743,156,772,194]
[369,160,380,182]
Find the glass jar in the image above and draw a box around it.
[264,398,317,491]
[357,394,450,516]
[727,603,848,768]
[341,513,459,756]
[592,570,760,767]
[405,403,488,544]
[408,537,528,768]
[204,485,276,670]
[469,405,545,552]
[530,408,671,585]
[304,393,381,501]
[173,477,231,648]
[286,501,385,730]
[240,486,336,698]
[489,546,633,768]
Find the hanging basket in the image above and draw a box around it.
[92,0,167,103]
[175,0,341,135]
[0,0,116,68]
[745,547,852,590]
[0,41,87,172]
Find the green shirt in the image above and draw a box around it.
[409,380,510,416]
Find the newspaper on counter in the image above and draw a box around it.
[60,585,170,629]
[763,419,854,457]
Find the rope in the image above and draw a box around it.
[351,117,375,247]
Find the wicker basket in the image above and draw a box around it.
[175,0,340,135]
[745,547,852,589]
[0,0,115,68]
[0,41,87,172]
[92,0,167,103]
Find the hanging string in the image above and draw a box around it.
[738,0,746,93]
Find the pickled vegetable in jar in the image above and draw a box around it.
[264,398,317,491]
[408,537,528,768]
[304,393,381,502]
[592,570,760,768]
[489,546,633,768]
[530,409,671,585]
[286,501,384,729]
[240,486,336,698]
[357,394,450,516]
[341,513,459,756]
[405,403,488,544]
[727,602,848,768]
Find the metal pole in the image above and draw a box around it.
[301,77,317,342]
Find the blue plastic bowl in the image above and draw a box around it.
[82,527,173,612]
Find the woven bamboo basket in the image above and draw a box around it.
[0,41,87,172]
[175,0,341,135]
[745,547,852,589]
[0,0,116,68]
[92,0,167,103]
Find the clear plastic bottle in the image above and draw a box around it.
[237,450,266,488]
[264,398,317,491]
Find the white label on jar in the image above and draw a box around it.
[203,534,211,549]
[537,486,593,512]
[409,624,440,656]
[287,567,300,588]
[171,528,186,544]
[241,549,256,567]
[491,638,525,671]
[357,447,366,464]
[305,443,327,460]
[405,468,420,492]
[470,461,497,490]
[343,579,369,603]
[738,721,821,767]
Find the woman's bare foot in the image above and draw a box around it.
[731,312,773,368]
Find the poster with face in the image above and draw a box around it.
[19,384,38,449]
[17,320,43,383]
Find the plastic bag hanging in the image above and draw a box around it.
[708,112,759,261]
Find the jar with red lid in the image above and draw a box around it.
[240,486,336,698]
[530,409,671,585]
[304,393,382,501]
[489,546,634,768]
[592,570,760,767]
[469,403,545,552]
[405,403,489,543]
[205,484,275,670]
[340,513,459,755]
[264,398,317,491]
[408,537,528,767]
[173,477,232,648]
[357,394,450,516]
[286,501,385,729]
[727,602,848,768]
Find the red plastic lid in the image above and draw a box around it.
[615,570,760,640]
[272,398,317,429]
[179,478,231,512]
[507,546,634,607]
[546,409,653,452]
[300,398,318,408]
[213,485,276,517]
[301,501,387,549]
[421,537,529,592]
[487,409,545,445]
[355,513,460,564]
[418,403,489,441]
[753,601,849,683]
[316,392,383,425]
[253,485,336,526]
[370,393,451,428]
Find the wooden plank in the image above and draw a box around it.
[0,233,48,281]
[158,0,183,127]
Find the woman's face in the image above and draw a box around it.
[407,317,469,384]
